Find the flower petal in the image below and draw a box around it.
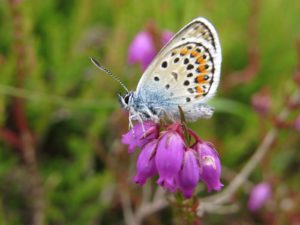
[177,149,200,198]
[122,121,159,153]
[134,140,158,185]
[155,131,185,190]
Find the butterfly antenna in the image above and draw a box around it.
[90,57,129,93]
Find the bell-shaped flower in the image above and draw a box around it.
[177,149,200,198]
[134,140,158,185]
[156,131,185,191]
[248,182,272,212]
[121,121,159,153]
[128,31,156,71]
[128,30,173,71]
[195,142,223,192]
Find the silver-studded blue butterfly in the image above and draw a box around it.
[91,17,221,127]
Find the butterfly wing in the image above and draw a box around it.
[135,17,221,121]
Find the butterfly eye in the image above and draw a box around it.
[124,95,130,104]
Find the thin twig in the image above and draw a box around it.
[119,186,137,225]
[141,182,152,208]
[22,132,45,225]
[134,187,168,224]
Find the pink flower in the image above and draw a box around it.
[128,30,173,71]
[156,131,185,192]
[134,140,158,185]
[128,31,156,71]
[195,142,223,192]
[121,121,159,153]
[122,122,223,198]
[177,149,200,198]
[248,182,272,212]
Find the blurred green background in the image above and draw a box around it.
[0,0,300,224]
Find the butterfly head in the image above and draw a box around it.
[118,91,134,110]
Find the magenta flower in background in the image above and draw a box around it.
[128,29,173,71]
[122,122,223,198]
[195,142,223,192]
[128,31,156,71]
[121,121,159,153]
[248,182,272,212]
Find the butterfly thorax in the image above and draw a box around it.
[119,92,160,123]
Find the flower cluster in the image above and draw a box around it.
[122,121,223,198]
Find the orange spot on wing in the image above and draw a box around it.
[196,86,204,94]
[196,75,209,83]
[180,48,188,55]
[197,65,206,73]
[196,56,205,64]
[191,51,198,57]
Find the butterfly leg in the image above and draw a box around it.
[128,109,147,136]
[136,113,146,135]
[128,108,137,132]
[144,107,160,123]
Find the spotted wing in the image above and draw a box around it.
[135,17,221,121]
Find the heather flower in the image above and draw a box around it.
[122,121,223,199]
[177,149,200,198]
[195,142,223,192]
[121,121,159,153]
[128,31,156,71]
[134,140,158,185]
[128,30,173,71]
[248,182,272,212]
[156,130,185,191]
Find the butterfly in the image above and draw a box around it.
[91,17,221,127]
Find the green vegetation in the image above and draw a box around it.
[0,0,299,224]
